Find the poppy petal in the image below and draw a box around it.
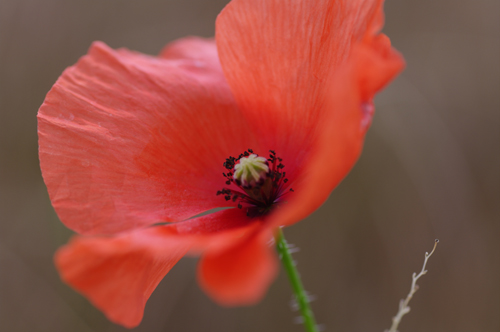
[38,40,257,235]
[270,33,405,227]
[172,208,265,255]
[158,37,232,89]
[216,0,385,171]
[160,36,218,64]
[55,229,189,328]
[55,208,262,328]
[197,228,278,306]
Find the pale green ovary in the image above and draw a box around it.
[233,154,269,187]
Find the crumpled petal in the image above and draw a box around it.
[216,0,385,180]
[197,227,277,306]
[38,39,258,235]
[159,36,221,70]
[270,33,405,227]
[55,208,268,328]
[55,229,188,328]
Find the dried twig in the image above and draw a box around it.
[385,239,439,332]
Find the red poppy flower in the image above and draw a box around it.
[38,0,404,328]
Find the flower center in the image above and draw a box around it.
[233,153,269,188]
[217,149,293,217]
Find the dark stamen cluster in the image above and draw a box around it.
[221,148,254,186]
[216,149,294,217]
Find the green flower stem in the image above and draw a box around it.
[275,228,319,332]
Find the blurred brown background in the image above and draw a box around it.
[0,0,498,331]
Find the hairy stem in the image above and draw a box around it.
[275,228,319,332]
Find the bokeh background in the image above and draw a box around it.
[0,0,498,331]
